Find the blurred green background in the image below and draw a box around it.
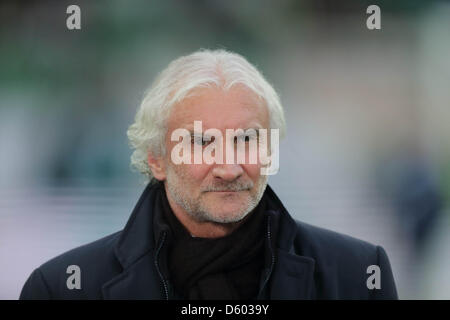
[1,0,450,299]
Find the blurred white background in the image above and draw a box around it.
[1,0,449,299]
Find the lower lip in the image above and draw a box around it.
[209,190,247,193]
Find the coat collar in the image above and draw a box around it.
[102,182,165,299]
[114,182,159,269]
[102,183,316,299]
[263,186,316,299]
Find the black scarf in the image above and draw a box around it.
[158,184,267,300]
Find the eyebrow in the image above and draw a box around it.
[186,127,262,135]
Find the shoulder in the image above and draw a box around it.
[267,185,382,264]
[291,219,382,271]
[39,230,122,273]
[294,220,378,258]
[290,220,398,299]
[20,231,123,299]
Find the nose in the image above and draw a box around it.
[211,164,244,182]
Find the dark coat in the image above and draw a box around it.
[20,183,398,300]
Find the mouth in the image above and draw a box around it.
[207,189,249,193]
[213,191,238,193]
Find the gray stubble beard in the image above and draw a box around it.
[165,164,268,224]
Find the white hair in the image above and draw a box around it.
[127,49,286,183]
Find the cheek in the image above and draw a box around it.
[166,139,212,182]
[173,163,211,183]
[242,164,261,182]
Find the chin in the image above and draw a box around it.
[210,213,247,224]
[206,205,250,223]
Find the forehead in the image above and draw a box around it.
[168,86,269,131]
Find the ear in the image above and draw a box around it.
[147,151,167,181]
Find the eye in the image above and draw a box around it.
[235,135,255,143]
[191,135,210,146]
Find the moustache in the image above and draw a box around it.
[202,181,254,192]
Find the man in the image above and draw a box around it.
[20,49,398,300]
